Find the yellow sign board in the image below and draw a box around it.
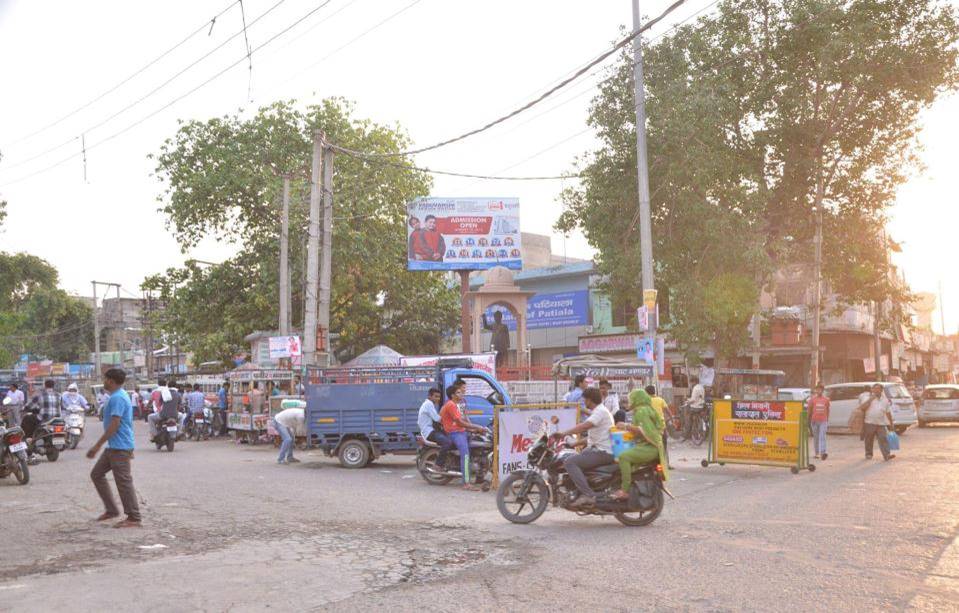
[711,400,806,468]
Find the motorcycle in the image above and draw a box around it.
[153,417,178,452]
[0,422,30,484]
[63,404,85,449]
[184,408,213,441]
[495,431,670,527]
[27,415,66,462]
[416,428,493,490]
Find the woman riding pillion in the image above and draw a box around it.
[611,389,669,501]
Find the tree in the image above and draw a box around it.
[558,0,959,358]
[147,98,459,365]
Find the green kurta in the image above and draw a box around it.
[617,390,670,491]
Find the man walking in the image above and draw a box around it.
[217,381,230,436]
[4,382,25,426]
[87,368,141,528]
[856,384,895,461]
[808,384,830,460]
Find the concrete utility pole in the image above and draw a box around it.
[117,285,124,373]
[303,130,323,366]
[279,175,291,336]
[874,300,883,381]
[810,204,824,386]
[318,138,334,367]
[92,281,101,376]
[939,280,947,336]
[460,271,472,354]
[632,1,657,358]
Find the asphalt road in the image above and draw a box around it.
[3,422,959,612]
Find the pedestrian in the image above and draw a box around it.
[217,381,230,436]
[599,379,624,422]
[294,376,305,396]
[855,384,896,461]
[440,384,485,491]
[272,407,304,464]
[31,379,62,422]
[87,368,141,528]
[249,382,265,413]
[564,375,588,407]
[4,382,25,426]
[645,385,672,468]
[807,384,830,460]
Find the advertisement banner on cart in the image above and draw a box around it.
[494,405,579,483]
[712,400,804,467]
[400,353,497,377]
[406,197,522,271]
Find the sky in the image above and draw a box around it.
[0,0,955,332]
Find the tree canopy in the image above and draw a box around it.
[145,98,459,365]
[557,0,959,358]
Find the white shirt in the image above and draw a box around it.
[602,393,620,415]
[274,408,305,435]
[860,392,891,425]
[417,399,441,439]
[5,389,24,406]
[585,405,614,453]
[690,384,705,409]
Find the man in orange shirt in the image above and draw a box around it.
[440,383,485,491]
[807,383,831,460]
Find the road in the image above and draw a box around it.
[3,422,959,612]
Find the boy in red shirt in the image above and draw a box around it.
[807,384,831,460]
[439,383,485,491]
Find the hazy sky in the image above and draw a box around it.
[0,0,955,332]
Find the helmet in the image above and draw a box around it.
[67,383,78,391]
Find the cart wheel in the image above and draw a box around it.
[808,464,816,472]
[700,459,709,468]
[790,466,799,474]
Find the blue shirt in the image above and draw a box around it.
[217,387,228,409]
[103,388,134,450]
[186,390,206,414]
[417,399,442,439]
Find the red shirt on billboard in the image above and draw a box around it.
[410,215,445,261]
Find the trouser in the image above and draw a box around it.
[3,405,22,428]
[616,445,660,491]
[564,448,614,498]
[427,430,453,467]
[450,431,471,484]
[811,421,828,456]
[217,408,229,435]
[274,420,294,462]
[863,423,891,459]
[147,413,161,437]
[90,449,140,521]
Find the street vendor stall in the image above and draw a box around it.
[551,355,656,402]
[225,366,297,443]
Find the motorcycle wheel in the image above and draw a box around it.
[496,472,549,524]
[615,486,663,527]
[166,438,175,452]
[68,433,80,450]
[665,412,683,440]
[417,448,454,485]
[690,415,708,446]
[13,452,29,485]
[46,446,59,462]
[193,427,202,442]
[155,440,163,450]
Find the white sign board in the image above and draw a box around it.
[268,336,302,359]
[400,353,497,377]
[496,406,579,482]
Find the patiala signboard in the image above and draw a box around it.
[707,399,810,471]
[494,404,579,483]
[406,197,522,271]
[483,290,589,331]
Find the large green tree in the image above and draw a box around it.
[146,98,459,365]
[558,0,959,358]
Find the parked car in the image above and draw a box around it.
[777,388,811,402]
[918,385,959,427]
[824,382,918,434]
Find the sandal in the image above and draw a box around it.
[96,512,119,522]
[611,490,629,501]
[462,484,482,492]
[113,518,143,529]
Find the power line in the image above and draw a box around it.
[3,0,290,172]
[0,0,336,188]
[2,1,241,149]
[347,0,690,159]
[0,320,92,342]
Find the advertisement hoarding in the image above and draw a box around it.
[407,197,522,271]
[711,400,805,467]
[268,336,302,359]
[483,290,589,331]
[400,353,496,377]
[494,405,579,483]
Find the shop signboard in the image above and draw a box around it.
[484,290,589,331]
[228,369,296,382]
[568,365,654,379]
[406,197,522,271]
[577,333,643,355]
[707,399,809,471]
[227,412,253,431]
[51,363,70,375]
[268,335,302,359]
[494,404,579,484]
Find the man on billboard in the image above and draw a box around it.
[410,214,445,262]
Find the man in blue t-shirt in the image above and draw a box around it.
[87,368,141,527]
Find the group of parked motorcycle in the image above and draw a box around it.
[0,396,87,486]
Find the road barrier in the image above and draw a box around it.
[702,399,814,474]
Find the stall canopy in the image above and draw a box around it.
[552,354,655,379]
[344,345,403,367]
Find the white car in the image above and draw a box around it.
[918,385,959,426]
[777,388,811,402]
[824,382,918,434]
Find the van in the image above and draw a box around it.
[918,385,959,426]
[824,382,917,434]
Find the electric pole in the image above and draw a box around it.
[318,137,334,367]
[279,175,291,336]
[810,203,824,386]
[117,285,124,373]
[632,0,657,368]
[303,130,323,366]
[92,281,101,377]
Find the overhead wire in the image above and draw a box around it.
[0,0,337,188]
[2,0,241,148]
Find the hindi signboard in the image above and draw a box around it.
[705,399,812,472]
[494,404,579,484]
[483,290,589,331]
[406,197,522,271]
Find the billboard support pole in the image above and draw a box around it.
[460,270,472,353]
[303,130,322,366]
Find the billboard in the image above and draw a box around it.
[407,197,522,271]
[494,405,579,483]
[400,353,497,377]
[268,336,302,359]
[483,290,589,330]
[711,400,805,467]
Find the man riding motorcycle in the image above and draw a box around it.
[62,383,89,413]
[148,379,181,441]
[553,387,614,509]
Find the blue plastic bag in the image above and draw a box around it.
[886,430,900,451]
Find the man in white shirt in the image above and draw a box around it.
[272,407,305,464]
[599,378,624,422]
[417,388,451,468]
[856,384,895,461]
[4,383,25,426]
[554,388,613,508]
